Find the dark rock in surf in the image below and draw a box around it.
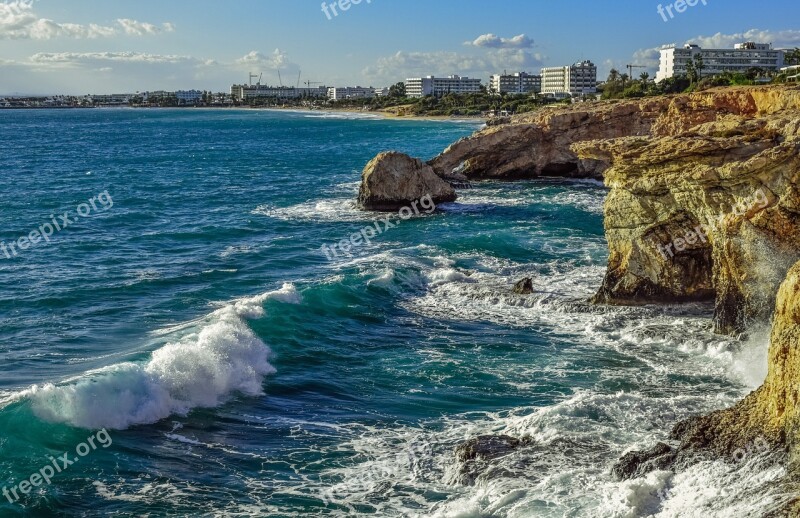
[454,434,533,485]
[612,442,677,480]
[513,277,534,295]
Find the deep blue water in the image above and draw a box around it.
[0,109,784,517]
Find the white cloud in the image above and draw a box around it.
[631,47,661,70]
[466,33,533,49]
[685,29,800,50]
[116,18,175,36]
[30,51,199,65]
[362,49,546,83]
[0,1,174,39]
[235,49,292,69]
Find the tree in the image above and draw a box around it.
[685,60,698,84]
[388,81,406,98]
[608,69,620,83]
[693,54,706,80]
[620,73,630,88]
[640,72,650,83]
[785,48,800,66]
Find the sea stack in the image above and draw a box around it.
[358,151,456,211]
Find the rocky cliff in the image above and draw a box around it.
[363,85,800,333]
[428,87,800,181]
[572,88,800,334]
[359,85,800,513]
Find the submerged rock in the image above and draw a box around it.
[512,277,534,294]
[358,151,456,211]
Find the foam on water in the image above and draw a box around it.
[24,284,301,430]
[246,244,778,517]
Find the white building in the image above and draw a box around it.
[782,65,800,82]
[656,42,785,82]
[175,90,204,104]
[541,60,597,96]
[89,93,132,105]
[489,72,542,94]
[404,75,482,97]
[230,84,328,101]
[327,86,376,100]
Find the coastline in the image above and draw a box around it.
[0,104,487,122]
[258,105,487,122]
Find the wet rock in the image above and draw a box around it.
[454,435,533,485]
[612,442,677,480]
[513,277,534,295]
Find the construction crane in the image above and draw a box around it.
[277,70,283,87]
[626,64,647,85]
[296,71,301,89]
[249,72,259,86]
[304,80,322,90]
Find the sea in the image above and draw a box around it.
[0,108,792,517]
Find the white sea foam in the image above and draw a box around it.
[274,244,777,517]
[26,284,301,430]
[253,199,368,223]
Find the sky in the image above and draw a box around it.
[1,0,800,95]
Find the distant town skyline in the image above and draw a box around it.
[1,0,800,95]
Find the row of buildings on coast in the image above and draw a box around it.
[227,40,795,103]
[3,40,796,108]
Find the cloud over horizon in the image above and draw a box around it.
[683,29,800,49]
[0,0,174,39]
[465,33,534,49]
[362,48,546,83]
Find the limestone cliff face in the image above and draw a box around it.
[575,90,800,333]
[428,86,800,184]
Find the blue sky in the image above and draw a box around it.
[1,0,799,94]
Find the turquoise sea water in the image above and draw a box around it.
[0,109,790,517]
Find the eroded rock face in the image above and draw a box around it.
[577,100,800,333]
[426,87,800,181]
[358,151,456,211]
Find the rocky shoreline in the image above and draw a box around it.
[357,85,800,513]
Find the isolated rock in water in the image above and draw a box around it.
[358,151,456,211]
[454,434,533,485]
[455,435,529,463]
[513,277,534,294]
[612,442,677,480]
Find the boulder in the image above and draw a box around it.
[513,277,534,294]
[358,151,456,211]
